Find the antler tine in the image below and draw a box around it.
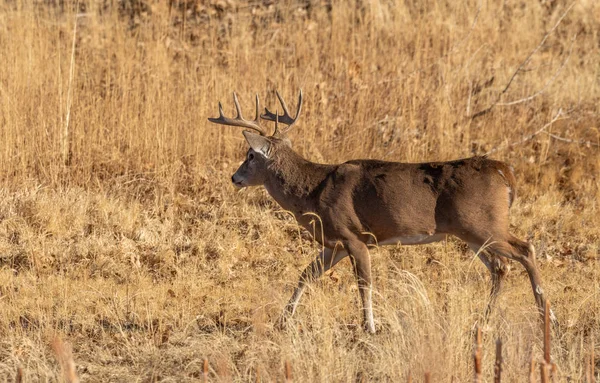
[217,101,225,118]
[208,93,267,136]
[261,89,303,136]
[275,91,292,119]
[233,92,244,119]
[292,89,303,128]
[254,94,261,124]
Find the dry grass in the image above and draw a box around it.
[0,0,598,381]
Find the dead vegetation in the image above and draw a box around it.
[0,0,598,381]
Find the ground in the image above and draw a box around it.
[0,1,598,381]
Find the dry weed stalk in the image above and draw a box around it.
[592,332,596,383]
[284,360,292,382]
[537,299,556,383]
[15,366,23,383]
[50,337,79,383]
[474,326,482,383]
[586,332,596,383]
[494,338,503,383]
[203,358,209,383]
[541,362,550,383]
[544,300,551,365]
[529,350,537,383]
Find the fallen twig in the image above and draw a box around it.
[544,132,599,147]
[497,33,577,107]
[471,3,576,120]
[485,108,567,155]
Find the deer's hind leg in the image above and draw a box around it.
[469,244,509,321]
[477,235,556,325]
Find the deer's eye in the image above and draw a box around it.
[248,153,255,161]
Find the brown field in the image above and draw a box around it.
[0,0,599,381]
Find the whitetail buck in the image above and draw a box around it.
[208,90,556,333]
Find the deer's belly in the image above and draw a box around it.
[378,234,446,246]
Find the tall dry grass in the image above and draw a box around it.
[0,0,598,381]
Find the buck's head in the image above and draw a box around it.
[208,90,303,189]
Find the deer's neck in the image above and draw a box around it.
[263,147,332,213]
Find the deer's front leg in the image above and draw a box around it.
[348,241,376,334]
[278,247,348,329]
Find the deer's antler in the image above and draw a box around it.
[261,90,303,137]
[208,93,267,136]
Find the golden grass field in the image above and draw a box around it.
[0,0,599,381]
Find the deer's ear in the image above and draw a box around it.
[243,131,272,158]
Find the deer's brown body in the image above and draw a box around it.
[267,151,516,247]
[209,90,555,333]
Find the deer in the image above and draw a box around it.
[208,90,556,334]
